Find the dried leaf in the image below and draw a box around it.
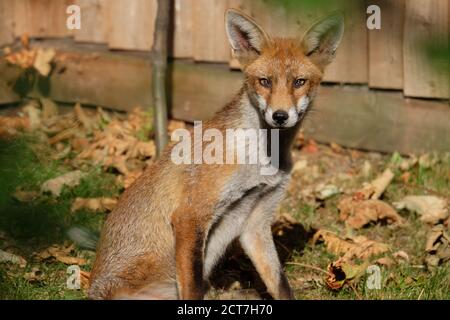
[315,184,340,200]
[312,230,390,261]
[326,259,367,290]
[392,250,410,262]
[393,196,449,225]
[35,243,86,266]
[304,139,318,154]
[292,159,308,173]
[40,98,59,120]
[358,168,394,200]
[33,48,55,76]
[24,267,44,282]
[0,249,27,268]
[41,170,86,197]
[424,225,450,268]
[23,102,42,131]
[338,197,405,229]
[71,197,118,213]
[12,188,39,203]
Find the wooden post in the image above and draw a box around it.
[152,0,170,157]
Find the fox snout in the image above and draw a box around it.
[257,94,310,129]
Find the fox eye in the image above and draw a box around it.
[293,78,306,88]
[259,78,271,88]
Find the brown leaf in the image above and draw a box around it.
[394,196,449,225]
[358,168,394,200]
[326,259,367,290]
[168,119,186,135]
[338,197,405,229]
[33,48,55,76]
[424,225,450,269]
[12,188,39,203]
[304,139,318,154]
[41,170,86,197]
[24,267,44,283]
[40,98,59,120]
[0,249,27,268]
[35,243,86,266]
[71,197,118,213]
[312,230,390,261]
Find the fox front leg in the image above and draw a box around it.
[172,209,208,300]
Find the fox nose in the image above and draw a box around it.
[272,110,289,125]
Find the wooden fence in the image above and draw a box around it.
[0,0,448,99]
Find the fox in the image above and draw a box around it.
[88,9,344,300]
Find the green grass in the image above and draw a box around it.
[0,136,449,300]
[286,152,450,300]
[0,136,120,299]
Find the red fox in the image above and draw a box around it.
[89,9,344,300]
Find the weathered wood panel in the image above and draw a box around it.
[74,0,111,43]
[13,0,71,38]
[322,0,368,83]
[403,0,449,99]
[172,0,194,58]
[0,0,15,46]
[108,0,157,51]
[368,0,404,89]
[192,0,230,62]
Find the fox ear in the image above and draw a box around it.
[302,12,345,69]
[225,9,269,66]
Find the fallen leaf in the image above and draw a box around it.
[304,139,318,154]
[338,197,405,229]
[315,184,340,200]
[33,48,55,76]
[393,196,449,225]
[12,188,39,203]
[376,257,395,267]
[392,250,410,263]
[0,249,27,268]
[400,171,411,184]
[74,103,96,132]
[41,170,86,197]
[0,116,30,137]
[24,267,44,282]
[40,98,59,120]
[361,160,372,178]
[23,102,42,130]
[424,225,450,269]
[292,159,308,173]
[326,259,367,290]
[71,197,118,213]
[312,230,390,261]
[35,243,86,266]
[330,142,343,153]
[168,119,186,135]
[358,168,394,200]
[418,153,439,169]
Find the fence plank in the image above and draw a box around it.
[13,0,71,38]
[368,0,404,89]
[0,0,15,46]
[172,0,193,58]
[192,0,229,62]
[403,0,449,99]
[74,0,110,43]
[322,0,368,83]
[108,0,157,51]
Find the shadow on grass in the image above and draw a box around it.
[0,137,117,252]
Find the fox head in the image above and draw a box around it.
[225,9,344,128]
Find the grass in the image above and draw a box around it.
[0,135,449,300]
[0,137,119,299]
